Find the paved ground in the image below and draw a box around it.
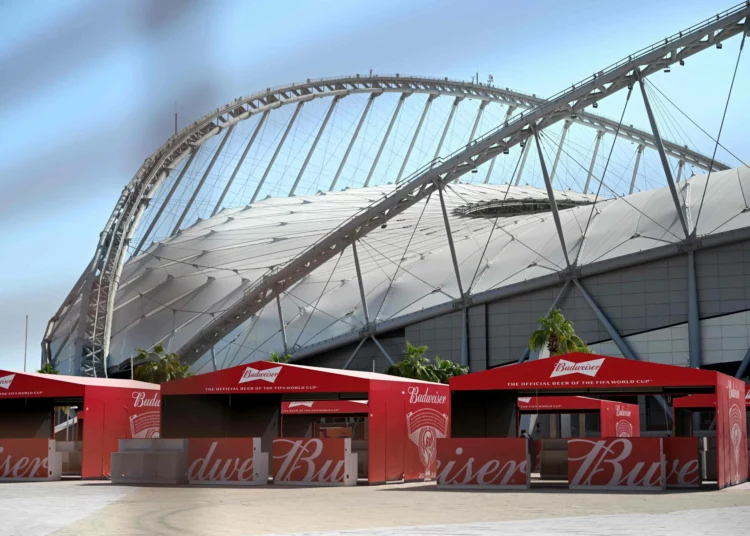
[1,481,749,536]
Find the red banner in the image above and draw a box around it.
[436,438,530,489]
[715,376,748,488]
[568,438,664,490]
[272,438,356,486]
[600,401,640,438]
[187,438,268,485]
[404,385,450,481]
[0,439,59,480]
[663,437,700,488]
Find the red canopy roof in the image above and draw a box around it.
[281,400,369,414]
[449,353,719,393]
[518,396,605,412]
[674,385,750,409]
[162,360,438,395]
[0,369,158,399]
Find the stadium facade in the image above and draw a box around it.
[43,4,750,431]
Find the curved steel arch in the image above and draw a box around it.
[44,4,745,374]
[173,3,749,365]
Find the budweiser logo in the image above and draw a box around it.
[615,419,634,438]
[188,441,256,482]
[288,401,314,408]
[569,438,663,488]
[407,386,447,405]
[550,358,604,378]
[437,445,528,487]
[132,391,160,408]
[728,381,740,400]
[729,404,743,482]
[239,365,282,384]
[129,412,160,439]
[273,439,346,483]
[615,405,631,417]
[0,374,15,390]
[0,447,48,478]
[517,397,532,404]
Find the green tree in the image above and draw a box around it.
[132,344,192,384]
[268,352,292,363]
[529,308,589,356]
[385,342,467,384]
[37,362,59,374]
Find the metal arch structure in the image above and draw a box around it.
[43,4,747,375]
[170,3,750,364]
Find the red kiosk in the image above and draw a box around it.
[114,361,450,486]
[0,369,160,480]
[517,396,640,475]
[436,353,748,491]
[672,384,750,481]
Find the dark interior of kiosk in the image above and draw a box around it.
[451,386,724,485]
[162,392,370,478]
[0,397,83,476]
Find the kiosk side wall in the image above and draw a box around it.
[715,374,748,488]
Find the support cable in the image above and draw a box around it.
[694,31,746,232]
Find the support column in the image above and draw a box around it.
[352,241,370,327]
[433,96,462,160]
[549,120,572,183]
[251,102,304,203]
[396,95,436,183]
[212,111,269,216]
[687,250,701,368]
[533,128,571,268]
[289,96,341,196]
[276,295,288,355]
[513,140,532,186]
[637,71,690,238]
[484,106,515,184]
[518,280,570,363]
[583,130,604,194]
[342,337,368,370]
[466,101,488,145]
[365,93,407,187]
[330,95,376,191]
[134,148,198,254]
[676,159,685,182]
[371,336,395,366]
[437,183,464,297]
[628,144,645,194]
[172,125,235,235]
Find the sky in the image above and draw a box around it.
[0,0,748,372]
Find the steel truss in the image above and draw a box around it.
[45,3,749,373]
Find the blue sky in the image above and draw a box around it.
[0,0,748,372]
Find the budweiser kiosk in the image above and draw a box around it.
[517,396,639,478]
[672,384,750,482]
[437,353,747,491]
[113,361,449,486]
[0,369,160,480]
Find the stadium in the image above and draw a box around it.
[43,3,750,433]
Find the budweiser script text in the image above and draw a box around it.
[569,438,663,488]
[407,386,447,405]
[188,441,256,482]
[0,447,48,479]
[273,439,346,483]
[132,391,160,408]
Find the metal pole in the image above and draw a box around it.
[687,250,701,369]
[518,280,571,363]
[735,346,750,379]
[371,335,395,365]
[365,94,407,187]
[330,95,376,192]
[628,144,645,194]
[466,101,487,145]
[433,97,462,160]
[276,295,288,355]
[675,159,685,182]
[24,315,28,372]
[396,95,436,183]
[549,120,572,183]
[636,71,690,238]
[251,102,304,203]
[437,184,464,297]
[212,111,268,216]
[134,148,198,254]
[584,131,604,194]
[342,337,368,370]
[210,346,218,372]
[533,128,571,268]
[351,241,370,326]
[290,97,341,196]
[172,125,235,235]
[483,106,515,185]
[513,140,531,186]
